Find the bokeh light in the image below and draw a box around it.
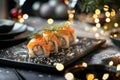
[55,63,64,71]
[65,72,74,80]
[23,14,29,19]
[47,18,54,24]
[95,9,101,15]
[105,18,111,22]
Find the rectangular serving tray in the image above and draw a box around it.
[0,37,105,73]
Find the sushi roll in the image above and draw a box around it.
[42,30,60,53]
[58,26,77,45]
[27,34,51,58]
[55,30,70,48]
[27,22,77,58]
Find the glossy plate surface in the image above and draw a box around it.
[0,37,105,72]
[0,26,34,49]
[0,23,27,40]
[0,19,14,33]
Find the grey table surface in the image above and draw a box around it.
[0,17,120,80]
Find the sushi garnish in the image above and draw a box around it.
[27,22,76,58]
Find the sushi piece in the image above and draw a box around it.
[27,34,51,58]
[55,30,70,48]
[58,26,77,45]
[42,30,60,53]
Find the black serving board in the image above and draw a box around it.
[0,37,105,72]
[0,23,27,40]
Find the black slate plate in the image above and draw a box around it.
[0,26,34,49]
[0,37,106,73]
[0,23,27,40]
[0,19,14,33]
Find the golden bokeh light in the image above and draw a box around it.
[94,18,99,23]
[93,14,98,19]
[64,0,69,5]
[95,33,100,38]
[47,18,54,24]
[111,9,116,17]
[102,73,109,80]
[100,30,104,34]
[96,23,101,28]
[117,64,120,71]
[103,25,108,30]
[69,14,74,19]
[113,34,118,38]
[86,74,95,80]
[94,78,99,80]
[65,72,74,80]
[55,63,64,71]
[67,9,75,14]
[18,15,22,19]
[114,23,119,27]
[23,14,29,19]
[19,18,24,23]
[105,18,111,22]
[105,12,110,17]
[82,62,88,68]
[109,61,114,66]
[95,9,101,15]
[103,5,109,11]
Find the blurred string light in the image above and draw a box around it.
[67,9,75,24]
[18,14,29,23]
[94,18,99,23]
[64,72,74,80]
[64,0,69,5]
[113,34,118,38]
[117,64,120,71]
[55,63,64,71]
[66,0,77,24]
[96,23,101,28]
[82,62,88,67]
[95,9,101,15]
[103,25,108,30]
[102,73,109,80]
[93,14,98,19]
[111,9,116,17]
[86,74,95,80]
[69,13,74,19]
[47,18,54,24]
[114,23,118,28]
[103,5,109,11]
[64,62,120,80]
[105,11,110,17]
[23,14,29,19]
[105,18,111,22]
[100,30,104,34]
[109,61,114,66]
[95,33,100,39]
[19,18,24,23]
[93,5,118,32]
